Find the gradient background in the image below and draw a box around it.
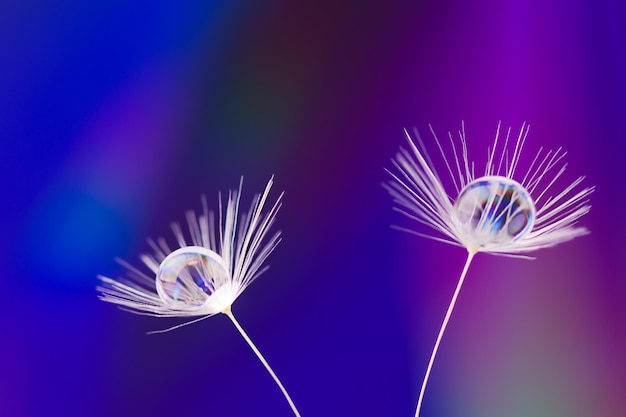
[1,1,625,416]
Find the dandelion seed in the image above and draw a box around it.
[385,122,593,416]
[97,177,301,417]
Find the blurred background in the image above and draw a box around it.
[1,1,624,416]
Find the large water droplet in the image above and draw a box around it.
[454,176,535,247]
[156,246,230,308]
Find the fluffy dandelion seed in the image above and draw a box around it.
[385,122,593,417]
[97,177,301,417]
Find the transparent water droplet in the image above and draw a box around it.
[454,176,535,247]
[156,246,230,308]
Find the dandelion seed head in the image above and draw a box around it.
[386,122,593,257]
[97,177,283,325]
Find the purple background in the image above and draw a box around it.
[1,1,625,416]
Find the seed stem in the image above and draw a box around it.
[414,250,475,417]
[222,306,302,417]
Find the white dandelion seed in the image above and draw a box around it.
[385,122,594,417]
[97,177,301,417]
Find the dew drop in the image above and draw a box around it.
[156,246,230,308]
[453,176,535,247]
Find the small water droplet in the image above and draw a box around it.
[454,176,535,247]
[156,246,230,308]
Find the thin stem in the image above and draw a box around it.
[222,306,302,417]
[414,250,476,417]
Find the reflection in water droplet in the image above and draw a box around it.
[454,176,535,247]
[156,247,229,308]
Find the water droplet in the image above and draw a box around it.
[454,176,535,247]
[156,246,230,308]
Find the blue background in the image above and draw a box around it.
[1,1,625,416]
